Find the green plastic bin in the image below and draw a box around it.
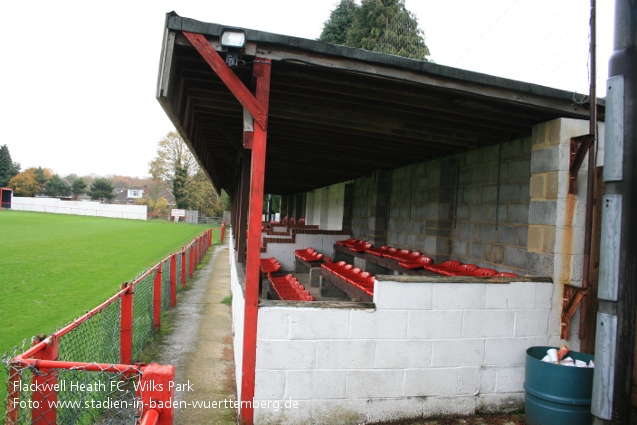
[524,346,594,425]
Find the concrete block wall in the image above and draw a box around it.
[253,277,555,424]
[351,175,372,241]
[261,233,351,271]
[453,138,531,274]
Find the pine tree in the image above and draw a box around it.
[321,0,430,61]
[319,0,357,45]
[0,145,20,187]
[87,178,116,203]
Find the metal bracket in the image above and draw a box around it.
[561,284,588,339]
[569,134,595,194]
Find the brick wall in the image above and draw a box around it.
[253,276,555,423]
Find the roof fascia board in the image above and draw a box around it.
[165,12,603,112]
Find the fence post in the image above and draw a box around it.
[7,364,21,424]
[121,283,133,365]
[189,245,194,278]
[221,220,226,244]
[170,254,177,307]
[181,248,187,288]
[153,265,162,332]
[31,335,59,425]
[139,363,175,425]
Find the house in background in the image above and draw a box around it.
[113,185,176,206]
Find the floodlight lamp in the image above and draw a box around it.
[221,29,246,48]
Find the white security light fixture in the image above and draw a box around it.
[221,29,246,67]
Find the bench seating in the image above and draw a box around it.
[321,259,374,301]
[294,247,324,262]
[268,273,314,301]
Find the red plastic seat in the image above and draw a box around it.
[335,238,357,247]
[398,256,434,269]
[384,249,411,261]
[260,258,281,274]
[298,217,306,225]
[471,268,498,277]
[349,241,373,253]
[294,247,324,262]
[365,245,389,256]
[446,264,479,276]
[423,260,461,274]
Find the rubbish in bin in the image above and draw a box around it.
[540,346,595,367]
[557,345,569,360]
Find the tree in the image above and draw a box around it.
[0,145,20,187]
[71,178,87,199]
[44,175,71,198]
[87,178,116,203]
[34,167,52,194]
[319,0,357,45]
[320,0,430,61]
[8,168,40,197]
[149,131,199,209]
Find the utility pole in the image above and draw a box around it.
[591,0,637,424]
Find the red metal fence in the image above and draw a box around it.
[3,228,219,424]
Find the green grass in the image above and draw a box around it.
[0,210,214,357]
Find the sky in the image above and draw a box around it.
[2,1,614,178]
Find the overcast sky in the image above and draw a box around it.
[2,1,614,178]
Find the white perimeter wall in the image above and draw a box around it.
[252,278,555,424]
[229,232,246,403]
[12,197,147,220]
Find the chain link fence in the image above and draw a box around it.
[2,226,220,424]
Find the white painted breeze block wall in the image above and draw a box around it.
[261,233,351,272]
[12,197,147,220]
[253,278,555,424]
[229,232,246,403]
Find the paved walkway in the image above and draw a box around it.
[156,245,236,425]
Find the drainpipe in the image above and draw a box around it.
[578,0,597,341]
[591,0,637,423]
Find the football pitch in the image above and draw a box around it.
[0,210,217,359]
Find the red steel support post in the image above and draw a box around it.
[241,59,271,425]
[221,221,226,244]
[182,31,270,425]
[153,265,162,331]
[181,248,187,288]
[31,335,59,425]
[170,254,177,307]
[139,363,175,425]
[121,283,134,364]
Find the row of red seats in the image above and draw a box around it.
[321,259,374,297]
[335,239,518,277]
[422,260,517,277]
[337,239,434,268]
[294,247,324,262]
[260,258,282,274]
[268,273,314,301]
